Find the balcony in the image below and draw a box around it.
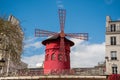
[106,27,120,34]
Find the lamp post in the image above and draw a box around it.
[0,58,5,76]
[0,58,5,67]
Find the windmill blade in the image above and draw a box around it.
[66,33,88,40]
[59,37,65,53]
[35,29,58,37]
[59,37,66,61]
[59,9,66,32]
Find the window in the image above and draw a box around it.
[45,54,49,61]
[111,51,117,60]
[51,53,55,60]
[66,52,70,61]
[112,64,117,74]
[111,24,116,32]
[110,37,116,45]
[58,54,63,61]
[116,24,120,31]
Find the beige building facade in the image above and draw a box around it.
[105,16,120,74]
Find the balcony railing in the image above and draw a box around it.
[106,27,120,34]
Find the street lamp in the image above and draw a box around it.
[0,58,5,70]
[0,58,5,66]
[0,48,7,68]
[0,49,6,69]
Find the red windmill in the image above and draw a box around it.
[35,9,88,74]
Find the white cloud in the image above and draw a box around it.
[22,37,44,68]
[36,63,43,68]
[22,38,105,68]
[24,37,42,49]
[70,38,105,68]
[56,0,64,8]
[24,37,37,43]
[24,41,42,49]
[21,54,44,68]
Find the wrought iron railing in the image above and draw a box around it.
[106,27,120,33]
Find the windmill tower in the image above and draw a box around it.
[35,9,88,74]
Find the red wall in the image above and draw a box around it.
[44,40,71,74]
[108,74,120,80]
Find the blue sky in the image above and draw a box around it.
[0,0,120,68]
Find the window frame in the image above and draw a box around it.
[112,64,118,74]
[51,53,55,61]
[110,36,116,45]
[110,24,116,32]
[111,51,117,60]
[45,54,49,61]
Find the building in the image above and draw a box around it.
[0,15,27,76]
[73,62,105,76]
[105,16,120,74]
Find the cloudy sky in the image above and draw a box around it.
[0,0,120,68]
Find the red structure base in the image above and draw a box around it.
[108,74,120,80]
